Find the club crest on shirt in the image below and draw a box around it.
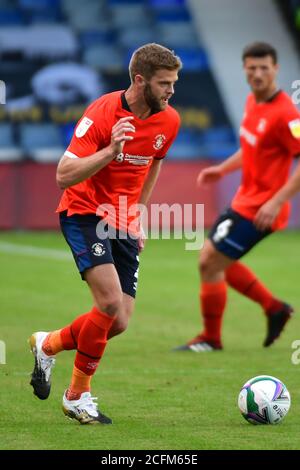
[288,118,300,139]
[153,134,166,150]
[75,117,94,138]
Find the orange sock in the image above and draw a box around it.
[60,313,89,350]
[74,307,115,376]
[225,261,283,316]
[42,330,64,356]
[66,366,92,400]
[42,313,90,356]
[198,281,227,345]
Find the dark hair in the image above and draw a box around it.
[242,42,278,64]
[129,43,182,82]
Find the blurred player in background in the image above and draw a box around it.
[176,42,300,352]
[29,43,181,423]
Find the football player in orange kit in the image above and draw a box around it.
[176,42,300,352]
[29,43,181,423]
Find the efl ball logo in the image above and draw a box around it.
[75,117,93,138]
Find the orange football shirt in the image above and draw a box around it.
[57,91,180,233]
[232,91,300,230]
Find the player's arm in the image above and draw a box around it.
[56,117,135,189]
[254,160,300,231]
[137,159,163,252]
[197,148,242,186]
[139,159,162,207]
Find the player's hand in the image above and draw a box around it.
[254,199,281,231]
[137,225,146,253]
[197,166,223,186]
[110,116,135,155]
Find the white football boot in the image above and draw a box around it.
[29,331,56,400]
[62,391,112,424]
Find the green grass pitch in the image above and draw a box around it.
[0,230,299,450]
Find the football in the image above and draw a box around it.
[238,375,291,424]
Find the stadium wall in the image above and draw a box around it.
[1,162,299,230]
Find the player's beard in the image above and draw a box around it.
[144,83,164,113]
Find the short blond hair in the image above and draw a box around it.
[129,43,182,82]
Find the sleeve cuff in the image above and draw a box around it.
[64,150,79,159]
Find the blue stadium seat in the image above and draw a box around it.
[60,123,76,148]
[168,129,202,160]
[202,126,237,145]
[175,47,209,71]
[148,0,186,8]
[201,142,238,160]
[107,0,141,4]
[80,29,116,49]
[155,8,191,22]
[0,123,23,162]
[158,21,198,48]
[20,123,64,162]
[18,0,59,9]
[110,4,150,29]
[0,8,24,25]
[83,44,123,71]
[118,28,158,49]
[67,3,108,32]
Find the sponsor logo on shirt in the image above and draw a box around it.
[239,126,257,146]
[75,117,94,138]
[114,153,153,166]
[153,134,166,150]
[288,118,300,139]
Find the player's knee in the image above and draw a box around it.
[199,253,212,275]
[199,251,218,278]
[113,318,129,336]
[98,294,123,316]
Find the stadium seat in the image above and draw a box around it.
[107,0,142,4]
[118,28,158,49]
[154,8,191,22]
[0,123,23,162]
[201,142,238,160]
[18,0,62,24]
[157,21,198,48]
[110,4,150,29]
[20,123,64,162]
[147,0,186,8]
[67,3,108,32]
[61,0,106,15]
[18,0,58,9]
[0,25,78,59]
[175,47,209,71]
[83,44,123,71]
[202,126,237,145]
[80,29,116,49]
[168,129,202,160]
[0,8,24,25]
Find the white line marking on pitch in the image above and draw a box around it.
[0,241,72,261]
